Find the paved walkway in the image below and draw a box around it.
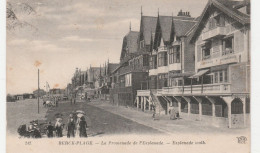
[88,99,249,135]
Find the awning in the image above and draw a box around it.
[189,69,209,78]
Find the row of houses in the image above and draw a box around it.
[108,0,250,128]
[68,0,250,128]
[67,62,119,100]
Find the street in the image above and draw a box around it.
[7,99,249,137]
[46,101,163,136]
[7,99,162,137]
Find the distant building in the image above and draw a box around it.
[33,89,46,98]
[6,94,16,102]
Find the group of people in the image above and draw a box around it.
[43,96,61,107]
[46,113,88,138]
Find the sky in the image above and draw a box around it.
[6,0,208,95]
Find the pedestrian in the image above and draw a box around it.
[75,116,80,137]
[67,114,75,138]
[28,122,34,138]
[176,110,180,119]
[170,108,176,120]
[79,116,87,137]
[56,98,59,107]
[46,122,54,138]
[55,118,63,137]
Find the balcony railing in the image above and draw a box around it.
[202,26,225,41]
[137,90,150,96]
[162,83,231,95]
[222,48,234,56]
[202,55,211,60]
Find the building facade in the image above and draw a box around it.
[136,0,250,128]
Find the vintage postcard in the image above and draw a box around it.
[6,0,251,153]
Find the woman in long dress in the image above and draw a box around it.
[55,118,63,137]
[67,114,75,138]
[75,116,81,137]
[79,116,87,137]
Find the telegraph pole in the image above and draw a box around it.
[38,69,40,114]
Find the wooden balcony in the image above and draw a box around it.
[197,52,239,69]
[202,26,225,41]
[162,83,231,95]
[137,90,150,96]
[157,65,168,74]
[168,63,181,71]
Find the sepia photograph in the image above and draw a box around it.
[5,0,252,152]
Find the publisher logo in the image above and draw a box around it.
[237,136,247,144]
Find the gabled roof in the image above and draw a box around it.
[126,31,139,53]
[141,16,157,45]
[172,18,197,37]
[107,63,120,74]
[189,0,250,43]
[120,31,139,60]
[154,15,197,45]
[158,16,173,42]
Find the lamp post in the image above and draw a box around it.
[38,69,40,114]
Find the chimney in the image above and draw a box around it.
[177,10,191,17]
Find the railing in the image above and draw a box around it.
[137,90,150,96]
[202,55,211,60]
[197,52,239,70]
[136,89,163,96]
[162,83,231,95]
[222,48,234,56]
[156,89,163,95]
[137,83,231,96]
[202,26,225,41]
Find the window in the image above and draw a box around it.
[224,70,228,82]
[158,53,163,67]
[149,56,153,69]
[215,15,225,27]
[214,72,218,83]
[208,15,225,30]
[143,55,149,66]
[219,71,223,83]
[176,46,180,63]
[125,74,132,87]
[213,70,228,84]
[149,55,157,69]
[202,42,211,60]
[158,52,167,67]
[169,46,180,64]
[140,40,145,49]
[177,79,183,86]
[222,36,234,55]
[169,48,174,64]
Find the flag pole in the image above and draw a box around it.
[38,69,40,114]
